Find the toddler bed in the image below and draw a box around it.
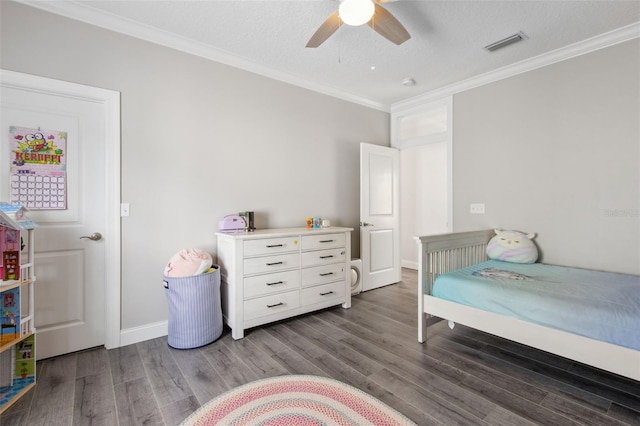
[416,229,640,381]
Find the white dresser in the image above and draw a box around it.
[216,227,352,339]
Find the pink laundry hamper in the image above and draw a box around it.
[163,266,223,349]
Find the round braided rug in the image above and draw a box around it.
[180,375,416,425]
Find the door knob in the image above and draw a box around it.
[360,222,374,227]
[80,232,102,241]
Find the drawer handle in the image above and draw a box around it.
[266,261,283,266]
[320,291,334,296]
[319,272,334,277]
[319,239,334,243]
[267,302,284,308]
[266,244,283,248]
[320,255,334,259]
[266,281,284,286]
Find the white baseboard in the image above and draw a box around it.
[119,320,168,347]
[120,260,419,347]
[402,260,418,270]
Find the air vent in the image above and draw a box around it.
[484,32,526,52]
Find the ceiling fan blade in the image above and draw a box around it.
[306,10,342,48]
[367,3,410,45]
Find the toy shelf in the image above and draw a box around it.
[0,328,33,353]
[0,382,35,415]
[0,332,36,414]
[0,203,37,415]
[0,277,33,292]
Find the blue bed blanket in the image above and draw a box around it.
[432,260,640,351]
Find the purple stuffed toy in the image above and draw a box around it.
[486,229,538,264]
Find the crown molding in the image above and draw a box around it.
[13,1,639,114]
[391,22,640,114]
[14,0,389,112]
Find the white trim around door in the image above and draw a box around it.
[0,69,122,350]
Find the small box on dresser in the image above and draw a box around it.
[216,227,353,340]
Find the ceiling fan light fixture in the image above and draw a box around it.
[339,0,375,26]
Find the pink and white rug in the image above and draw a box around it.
[180,375,416,425]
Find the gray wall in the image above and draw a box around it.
[1,2,389,329]
[453,39,639,275]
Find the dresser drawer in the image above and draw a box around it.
[301,281,346,306]
[243,237,300,257]
[244,290,300,321]
[244,270,300,299]
[243,253,300,275]
[301,233,345,250]
[301,263,346,288]
[301,248,346,267]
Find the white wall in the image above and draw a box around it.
[0,2,390,330]
[453,39,639,275]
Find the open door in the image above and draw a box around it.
[360,143,401,291]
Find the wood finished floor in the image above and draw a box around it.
[2,268,639,425]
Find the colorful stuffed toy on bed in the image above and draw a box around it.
[486,229,538,264]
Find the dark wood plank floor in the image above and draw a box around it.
[2,268,638,425]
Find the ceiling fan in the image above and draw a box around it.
[306,0,410,48]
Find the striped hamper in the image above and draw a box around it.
[163,267,223,349]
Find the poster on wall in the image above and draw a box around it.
[8,126,67,210]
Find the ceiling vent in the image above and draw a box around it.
[484,32,526,52]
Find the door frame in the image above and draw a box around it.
[390,97,453,269]
[1,69,121,350]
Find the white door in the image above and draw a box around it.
[1,71,121,359]
[360,143,401,291]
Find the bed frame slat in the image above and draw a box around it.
[415,230,494,341]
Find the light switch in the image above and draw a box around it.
[121,203,130,217]
[470,203,485,214]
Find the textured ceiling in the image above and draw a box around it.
[17,1,640,110]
